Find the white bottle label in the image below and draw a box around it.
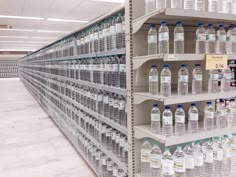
[197,34,206,41]
[114,100,119,108]
[207,34,216,41]
[148,35,157,43]
[189,113,199,121]
[174,33,184,41]
[116,135,120,143]
[224,149,231,158]
[162,160,174,175]
[163,116,173,125]
[113,64,119,72]
[205,111,214,118]
[141,150,150,162]
[193,74,203,81]
[119,64,126,72]
[218,35,227,41]
[214,150,223,161]
[179,75,189,82]
[185,158,194,169]
[224,73,232,80]
[119,101,125,110]
[113,169,118,176]
[151,113,160,121]
[205,152,213,163]
[174,159,185,173]
[112,132,116,140]
[116,23,122,33]
[159,32,169,41]
[103,96,109,104]
[161,76,171,83]
[110,26,115,34]
[149,76,158,82]
[150,155,161,168]
[102,158,106,165]
[232,36,236,42]
[195,155,204,166]
[175,115,185,123]
[94,32,99,40]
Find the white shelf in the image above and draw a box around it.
[134,124,236,146]
[133,8,236,34]
[134,90,236,105]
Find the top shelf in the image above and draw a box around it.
[133,8,236,34]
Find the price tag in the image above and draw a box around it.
[206,55,228,70]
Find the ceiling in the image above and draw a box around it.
[0,0,124,52]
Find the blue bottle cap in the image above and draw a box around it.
[177,104,183,108]
[163,64,169,68]
[208,23,213,28]
[219,24,224,28]
[165,106,170,109]
[160,20,167,25]
[151,64,157,68]
[153,104,158,107]
[181,64,187,67]
[195,64,201,67]
[207,101,212,105]
[191,103,196,106]
[176,21,183,25]
[150,24,156,28]
[198,22,204,26]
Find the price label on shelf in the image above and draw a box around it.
[206,55,228,70]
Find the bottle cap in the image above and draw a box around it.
[153,141,159,146]
[205,138,210,142]
[185,142,190,146]
[163,64,169,68]
[176,21,183,26]
[207,101,212,105]
[177,104,183,108]
[164,147,170,151]
[224,135,228,138]
[177,146,182,150]
[150,24,156,28]
[191,102,196,106]
[195,64,201,67]
[233,133,236,136]
[214,137,219,140]
[160,21,167,25]
[181,64,187,67]
[198,22,204,26]
[208,23,213,27]
[219,24,224,28]
[165,105,170,109]
[151,64,157,68]
[144,137,149,142]
[153,104,158,107]
[195,140,200,144]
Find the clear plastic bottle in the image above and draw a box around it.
[109,93,114,121]
[227,25,234,54]
[208,69,219,93]
[229,99,236,126]
[162,147,175,177]
[112,55,119,88]
[196,23,206,54]
[116,12,123,49]
[188,103,199,133]
[221,67,232,92]
[111,16,117,50]
[216,24,227,54]
[204,101,215,130]
[194,0,206,11]
[151,104,161,134]
[192,140,204,177]
[178,64,189,96]
[192,64,203,94]
[162,106,173,137]
[222,0,232,14]
[145,0,156,14]
[184,0,193,9]
[208,0,219,12]
[160,64,171,97]
[149,64,159,95]
[212,137,223,177]
[148,24,158,55]
[202,138,214,177]
[232,26,236,54]
[231,133,236,157]
[106,127,112,150]
[119,96,127,127]
[150,142,162,177]
[175,105,185,136]
[159,21,169,54]
[232,0,236,14]
[113,94,120,123]
[183,143,195,177]
[119,55,126,89]
[174,21,184,54]
[141,138,152,177]
[173,146,185,177]
[221,135,232,176]
[99,22,105,52]
[205,24,216,54]
[171,0,182,8]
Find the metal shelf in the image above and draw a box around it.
[134,124,236,146]
[134,90,236,105]
[133,8,236,34]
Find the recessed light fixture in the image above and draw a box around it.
[0,28,34,32]
[0,41,50,44]
[48,18,88,23]
[93,0,125,3]
[0,15,44,20]
[0,48,36,51]
[38,30,70,34]
[32,37,57,39]
[0,36,29,38]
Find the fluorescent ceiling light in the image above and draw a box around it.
[0,36,29,38]
[93,0,125,3]
[0,15,44,20]
[32,37,57,39]
[38,30,70,34]
[0,48,36,51]
[0,41,50,44]
[48,18,88,23]
[0,28,34,32]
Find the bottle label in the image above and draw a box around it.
[175,115,185,123]
[217,35,227,42]
[150,155,161,168]
[161,76,171,83]
[106,129,112,137]
[193,74,203,81]
[210,73,219,80]
[94,32,99,40]
[116,23,122,33]
[231,144,236,154]
[174,33,184,41]
[195,155,204,166]
[110,26,115,34]
[179,75,189,82]
[102,158,106,165]
[214,150,223,161]
[151,113,160,121]
[116,135,120,143]
[159,32,169,41]
[224,149,231,158]
[149,76,158,82]
[122,22,125,31]
[109,98,113,106]
[224,73,232,80]
[207,34,216,41]
[174,159,185,173]
[119,64,126,72]
[232,36,236,42]
[205,153,213,163]
[141,150,150,162]
[124,141,128,151]
[103,96,109,104]
[119,138,125,147]
[112,132,116,140]
[113,169,118,176]
[162,160,174,175]
[119,101,125,110]
[205,111,214,118]
[113,64,119,71]
[197,34,206,41]
[114,100,119,108]
[148,35,157,43]
[189,113,199,121]
[185,158,194,169]
[163,116,173,125]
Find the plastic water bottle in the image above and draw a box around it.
[221,67,232,92]
[216,24,227,54]
[183,143,195,177]
[111,16,116,50]
[232,26,236,54]
[204,101,215,130]
[149,65,159,95]
[93,24,99,52]
[141,138,152,177]
[119,55,126,89]
[112,55,119,88]
[178,64,189,96]
[208,69,219,93]
[232,0,236,14]
[119,96,126,127]
[231,133,236,156]
[175,105,185,136]
[192,64,203,94]
[208,0,218,12]
[192,140,204,177]
[188,103,199,133]
[221,135,232,176]
[196,23,206,53]
[150,142,162,177]
[99,22,105,52]
[206,24,216,54]
[184,0,193,9]
[227,25,234,54]
[222,0,232,14]
[171,0,182,8]
[113,94,120,123]
[160,64,171,97]
[212,137,223,177]
[216,100,227,128]
[145,0,156,14]
[174,21,184,54]
[116,12,123,49]
[229,99,236,126]
[162,106,173,137]
[156,0,166,10]
[151,104,161,134]
[194,0,206,11]
[162,147,174,177]
[173,146,185,177]
[159,21,169,54]
[148,24,158,55]
[202,138,214,177]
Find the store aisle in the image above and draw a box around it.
[0,78,96,177]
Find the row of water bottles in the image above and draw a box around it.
[76,12,125,55]
[141,134,236,177]
[148,21,236,55]
[145,0,236,14]
[150,99,236,136]
[149,64,233,97]
[78,134,128,177]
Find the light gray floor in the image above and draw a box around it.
[0,78,96,177]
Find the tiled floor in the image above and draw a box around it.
[0,78,96,177]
